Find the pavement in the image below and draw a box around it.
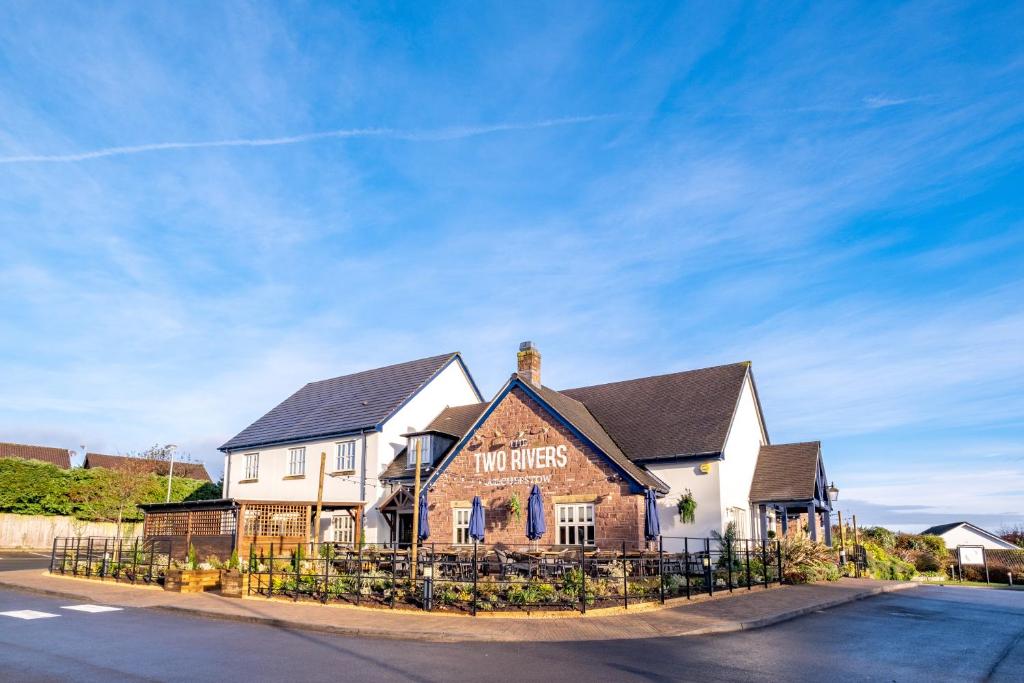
[0,567,917,642]
[1,583,1021,682]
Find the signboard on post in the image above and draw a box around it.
[957,545,989,584]
[958,545,985,565]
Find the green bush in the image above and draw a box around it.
[863,541,916,580]
[0,457,219,522]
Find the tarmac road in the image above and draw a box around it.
[0,584,1021,682]
[0,550,51,573]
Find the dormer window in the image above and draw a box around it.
[406,435,432,469]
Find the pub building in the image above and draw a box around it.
[142,343,835,558]
[380,342,835,552]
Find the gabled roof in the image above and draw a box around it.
[84,452,212,482]
[220,352,479,451]
[426,375,670,493]
[749,441,822,503]
[0,442,72,469]
[561,362,757,462]
[920,522,1018,549]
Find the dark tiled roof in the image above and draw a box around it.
[84,452,212,482]
[424,403,488,438]
[748,442,820,502]
[530,382,668,492]
[919,522,966,536]
[562,362,754,462]
[0,442,72,469]
[220,353,466,451]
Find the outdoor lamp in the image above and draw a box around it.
[702,556,710,569]
[827,482,839,503]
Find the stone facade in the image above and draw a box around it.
[425,386,645,548]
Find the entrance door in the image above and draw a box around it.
[397,513,413,548]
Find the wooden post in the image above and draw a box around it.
[235,503,247,557]
[852,514,861,578]
[410,438,423,584]
[313,451,327,546]
[837,510,846,563]
[185,509,194,556]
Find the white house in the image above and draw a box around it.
[219,352,482,545]
[921,521,1018,551]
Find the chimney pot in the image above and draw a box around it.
[517,341,542,387]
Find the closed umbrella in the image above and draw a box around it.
[468,496,486,542]
[526,485,546,541]
[418,491,430,541]
[644,489,661,541]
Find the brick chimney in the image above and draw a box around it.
[517,341,542,387]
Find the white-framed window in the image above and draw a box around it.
[407,435,432,468]
[556,503,595,546]
[332,514,355,544]
[243,452,259,480]
[335,440,357,472]
[288,447,306,476]
[453,507,471,545]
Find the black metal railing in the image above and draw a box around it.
[49,536,172,586]
[244,537,783,614]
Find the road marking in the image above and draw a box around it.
[0,610,60,620]
[61,604,123,613]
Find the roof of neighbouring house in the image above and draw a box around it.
[748,441,822,502]
[561,362,758,462]
[0,442,72,469]
[219,352,479,452]
[84,452,212,482]
[919,522,1018,548]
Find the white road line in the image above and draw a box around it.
[0,610,60,620]
[60,604,123,613]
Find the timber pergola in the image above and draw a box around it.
[139,497,365,559]
[749,441,835,546]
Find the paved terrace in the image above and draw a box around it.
[0,569,915,642]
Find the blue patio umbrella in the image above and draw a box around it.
[417,491,430,541]
[644,489,661,541]
[468,496,486,542]
[526,485,546,541]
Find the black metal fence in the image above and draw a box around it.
[49,536,172,586]
[245,536,783,614]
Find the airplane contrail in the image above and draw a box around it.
[0,115,615,164]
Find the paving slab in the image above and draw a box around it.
[0,569,916,642]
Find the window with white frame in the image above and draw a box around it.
[243,452,259,480]
[335,440,357,472]
[453,507,471,545]
[288,447,306,476]
[332,514,355,544]
[406,435,432,468]
[556,503,595,546]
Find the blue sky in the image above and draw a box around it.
[1,2,1022,532]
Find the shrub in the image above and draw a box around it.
[780,534,840,584]
[863,541,915,580]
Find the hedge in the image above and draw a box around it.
[0,457,220,522]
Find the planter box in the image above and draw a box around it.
[165,568,221,593]
[219,569,244,597]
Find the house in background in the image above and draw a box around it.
[218,352,482,545]
[83,452,212,482]
[921,521,1019,551]
[0,442,72,469]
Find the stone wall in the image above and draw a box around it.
[425,386,645,549]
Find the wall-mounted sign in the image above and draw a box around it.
[472,443,569,487]
[699,462,713,474]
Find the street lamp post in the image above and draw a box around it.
[165,444,178,503]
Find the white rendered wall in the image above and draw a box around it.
[647,460,723,553]
[717,373,769,540]
[938,526,1017,551]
